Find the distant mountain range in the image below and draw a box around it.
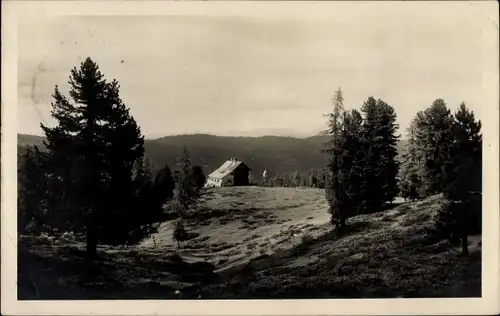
[17,133,408,180]
[146,128,323,139]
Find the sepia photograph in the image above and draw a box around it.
[2,1,499,315]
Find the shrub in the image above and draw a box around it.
[172,219,188,248]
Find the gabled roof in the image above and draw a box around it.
[208,159,249,179]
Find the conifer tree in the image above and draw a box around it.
[151,164,175,210]
[38,57,154,258]
[121,158,162,246]
[170,148,202,247]
[330,110,364,226]
[324,88,346,227]
[324,89,364,229]
[191,165,206,191]
[398,116,425,201]
[170,148,200,218]
[359,97,400,212]
[435,103,482,255]
[446,103,482,196]
[323,87,345,149]
[132,158,153,200]
[18,146,50,235]
[172,218,188,249]
[414,99,455,195]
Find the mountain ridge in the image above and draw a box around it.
[17,133,407,180]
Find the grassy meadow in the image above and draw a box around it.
[18,186,481,300]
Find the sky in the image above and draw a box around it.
[17,2,491,138]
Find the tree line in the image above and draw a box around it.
[18,58,207,258]
[322,88,482,254]
[259,169,328,188]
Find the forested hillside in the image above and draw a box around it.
[18,133,407,181]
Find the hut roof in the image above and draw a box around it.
[208,159,250,179]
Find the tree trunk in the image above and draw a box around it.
[177,240,181,249]
[460,232,469,255]
[336,214,346,231]
[86,226,98,260]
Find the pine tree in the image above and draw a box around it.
[329,110,365,227]
[398,115,425,201]
[172,218,188,249]
[436,103,482,255]
[191,165,206,191]
[398,167,422,202]
[151,164,175,211]
[447,103,482,196]
[120,158,162,246]
[170,148,200,219]
[359,97,400,212]
[18,146,50,235]
[38,57,152,258]
[414,99,455,196]
[323,87,345,150]
[324,89,364,229]
[324,87,345,228]
[132,158,153,201]
[170,148,203,247]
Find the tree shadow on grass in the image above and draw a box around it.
[313,220,372,243]
[18,241,215,300]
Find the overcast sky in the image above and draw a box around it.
[17,2,490,138]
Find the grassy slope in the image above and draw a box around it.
[204,191,481,299]
[18,187,480,300]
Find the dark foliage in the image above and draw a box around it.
[170,148,201,218]
[398,117,425,201]
[432,103,482,255]
[19,133,409,186]
[326,109,365,229]
[415,99,456,196]
[172,219,188,248]
[151,164,175,211]
[323,90,400,229]
[323,89,369,229]
[260,168,328,188]
[191,165,206,190]
[18,57,160,258]
[169,148,206,247]
[18,146,50,235]
[359,97,400,212]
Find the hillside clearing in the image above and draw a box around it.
[140,187,331,272]
[18,187,481,299]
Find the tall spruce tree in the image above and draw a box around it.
[324,88,346,228]
[447,103,482,196]
[323,87,345,147]
[435,103,482,255]
[38,57,156,258]
[359,97,400,212]
[170,148,201,248]
[170,148,200,218]
[414,99,455,196]
[336,110,364,222]
[398,115,425,201]
[151,164,175,210]
[324,89,364,229]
